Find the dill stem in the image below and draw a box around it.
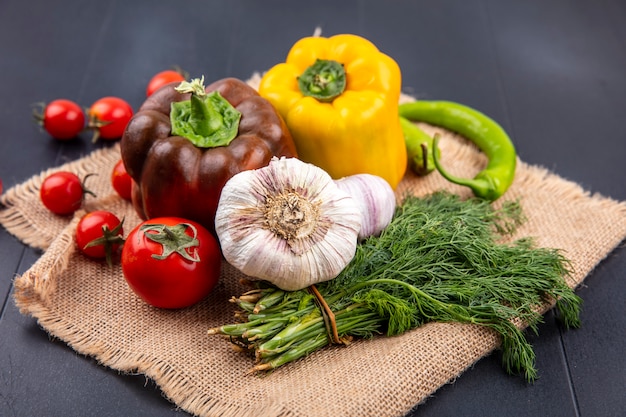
[258,312,325,352]
[257,307,383,368]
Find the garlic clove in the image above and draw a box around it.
[215,157,362,291]
[334,173,397,240]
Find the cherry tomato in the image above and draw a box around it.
[88,97,134,141]
[111,159,132,201]
[146,69,186,97]
[40,171,94,215]
[76,210,124,265]
[35,99,85,140]
[121,217,221,309]
[0,178,3,196]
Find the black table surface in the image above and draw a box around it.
[1,1,625,416]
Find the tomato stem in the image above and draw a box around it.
[83,217,125,267]
[81,173,97,199]
[32,102,46,126]
[87,114,112,143]
[140,222,201,262]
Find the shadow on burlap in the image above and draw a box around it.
[1,109,625,417]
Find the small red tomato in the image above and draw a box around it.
[40,172,95,215]
[146,69,186,97]
[111,159,132,201]
[121,217,221,309]
[76,210,124,265]
[88,97,134,141]
[34,99,85,140]
[0,178,3,195]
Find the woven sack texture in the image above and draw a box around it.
[2,96,626,417]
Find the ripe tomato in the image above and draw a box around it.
[76,210,124,265]
[35,99,85,140]
[88,97,134,141]
[146,69,186,97]
[0,178,3,195]
[121,217,221,309]
[40,172,94,215]
[111,159,132,201]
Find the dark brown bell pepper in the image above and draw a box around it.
[120,77,298,234]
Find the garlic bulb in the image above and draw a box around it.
[335,174,397,240]
[215,157,361,291]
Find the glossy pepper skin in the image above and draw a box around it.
[258,34,407,189]
[399,100,517,201]
[121,77,298,234]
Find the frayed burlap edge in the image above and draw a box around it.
[12,206,296,417]
[14,294,293,417]
[9,147,626,417]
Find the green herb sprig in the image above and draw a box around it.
[209,192,581,381]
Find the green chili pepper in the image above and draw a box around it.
[399,100,517,201]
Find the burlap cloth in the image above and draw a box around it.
[2,89,626,417]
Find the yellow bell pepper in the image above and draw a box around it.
[258,34,407,189]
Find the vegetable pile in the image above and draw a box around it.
[24,33,583,383]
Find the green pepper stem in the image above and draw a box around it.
[175,77,207,97]
[170,76,241,148]
[298,59,346,102]
[189,94,222,137]
[420,143,430,174]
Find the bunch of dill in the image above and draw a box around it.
[209,192,581,381]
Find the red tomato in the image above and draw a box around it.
[0,178,3,195]
[146,69,186,97]
[111,159,132,200]
[35,99,85,140]
[40,171,93,215]
[121,217,221,309]
[88,97,134,141]
[76,210,124,264]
